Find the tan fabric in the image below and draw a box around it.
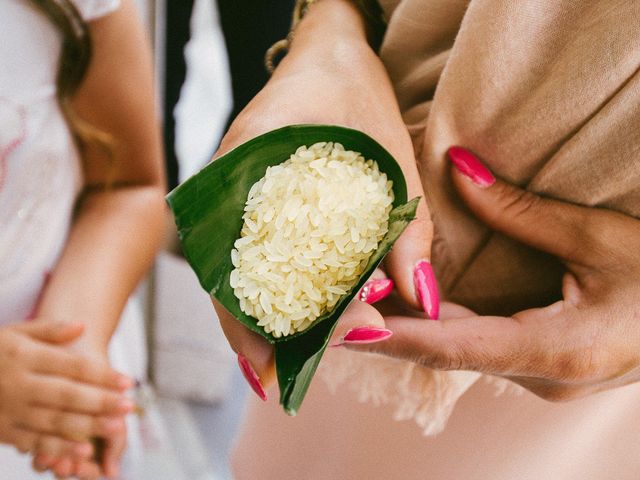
[232,1,640,477]
[380,0,640,312]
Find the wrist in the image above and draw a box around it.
[293,0,370,47]
[274,0,373,72]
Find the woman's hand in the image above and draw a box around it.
[213,0,434,396]
[0,321,132,467]
[30,334,131,480]
[349,146,640,401]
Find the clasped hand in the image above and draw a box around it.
[0,320,132,479]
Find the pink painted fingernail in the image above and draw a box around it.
[359,278,394,304]
[414,260,440,320]
[342,327,393,344]
[447,146,495,187]
[237,353,267,401]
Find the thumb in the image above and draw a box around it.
[18,320,85,344]
[448,146,596,264]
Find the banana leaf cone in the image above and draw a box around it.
[167,124,419,415]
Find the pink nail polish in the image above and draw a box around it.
[359,278,394,304]
[342,327,393,344]
[414,260,440,320]
[447,146,495,187]
[237,353,267,401]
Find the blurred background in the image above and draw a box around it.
[118,1,292,478]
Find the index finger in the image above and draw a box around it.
[31,346,131,391]
[348,311,538,377]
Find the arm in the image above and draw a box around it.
[33,1,165,478]
[36,0,165,355]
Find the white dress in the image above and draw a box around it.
[0,1,148,478]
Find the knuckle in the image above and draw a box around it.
[501,187,543,221]
[418,345,465,371]
[549,348,601,383]
[102,393,119,413]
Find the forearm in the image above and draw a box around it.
[33,0,166,354]
[36,186,165,353]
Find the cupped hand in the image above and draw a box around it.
[348,146,640,401]
[212,1,434,397]
[0,320,132,479]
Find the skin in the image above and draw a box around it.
[0,321,130,460]
[216,0,640,404]
[213,0,433,387]
[352,158,640,402]
[7,1,166,478]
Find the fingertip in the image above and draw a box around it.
[73,441,94,459]
[53,456,74,478]
[115,374,135,391]
[359,278,394,304]
[237,353,268,402]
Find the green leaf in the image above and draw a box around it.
[167,125,418,415]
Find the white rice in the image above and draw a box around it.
[230,142,393,338]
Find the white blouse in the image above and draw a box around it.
[0,0,119,324]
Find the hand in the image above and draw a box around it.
[348,146,640,401]
[0,320,132,477]
[31,340,130,480]
[213,0,435,396]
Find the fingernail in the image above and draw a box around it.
[414,260,440,320]
[359,278,394,304]
[116,398,135,413]
[447,146,495,187]
[237,353,267,402]
[342,327,393,344]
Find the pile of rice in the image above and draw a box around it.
[230,142,394,338]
